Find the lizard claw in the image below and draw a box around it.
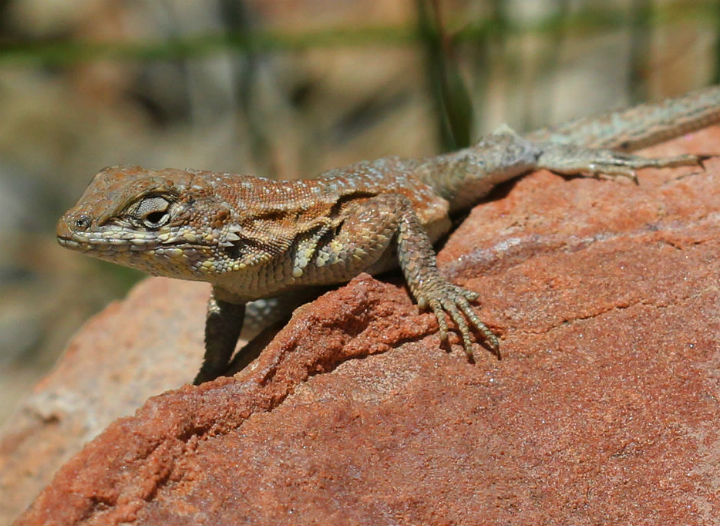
[420,283,500,359]
[588,164,638,184]
[696,153,715,170]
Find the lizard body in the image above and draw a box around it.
[57,85,720,383]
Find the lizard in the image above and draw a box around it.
[56,85,720,384]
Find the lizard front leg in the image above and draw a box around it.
[390,194,500,357]
[195,287,331,383]
[194,287,245,385]
[317,193,499,358]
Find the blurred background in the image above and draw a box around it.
[0,0,717,424]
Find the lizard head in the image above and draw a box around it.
[57,165,268,281]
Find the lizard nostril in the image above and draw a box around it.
[74,215,91,230]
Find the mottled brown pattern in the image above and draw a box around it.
[56,85,720,384]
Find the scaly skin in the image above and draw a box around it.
[57,85,720,383]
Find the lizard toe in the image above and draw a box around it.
[422,282,500,359]
[428,298,449,342]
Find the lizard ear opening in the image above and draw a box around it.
[135,196,171,229]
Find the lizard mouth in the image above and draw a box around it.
[57,235,106,252]
[56,235,78,248]
[57,233,161,253]
[57,233,213,254]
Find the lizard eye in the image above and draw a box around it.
[74,215,91,230]
[135,196,171,229]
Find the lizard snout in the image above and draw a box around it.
[56,214,73,241]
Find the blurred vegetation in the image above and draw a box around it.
[0,0,717,423]
[0,2,717,65]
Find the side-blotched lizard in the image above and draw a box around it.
[57,86,720,384]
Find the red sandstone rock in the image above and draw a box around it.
[0,278,210,522]
[12,127,720,524]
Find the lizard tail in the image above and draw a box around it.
[526,84,720,151]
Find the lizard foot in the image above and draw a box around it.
[417,281,500,359]
[539,145,705,184]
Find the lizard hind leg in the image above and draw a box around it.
[537,143,705,183]
[195,288,330,384]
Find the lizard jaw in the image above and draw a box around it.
[56,226,247,280]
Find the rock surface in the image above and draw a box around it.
[0,278,210,522]
[12,127,720,524]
